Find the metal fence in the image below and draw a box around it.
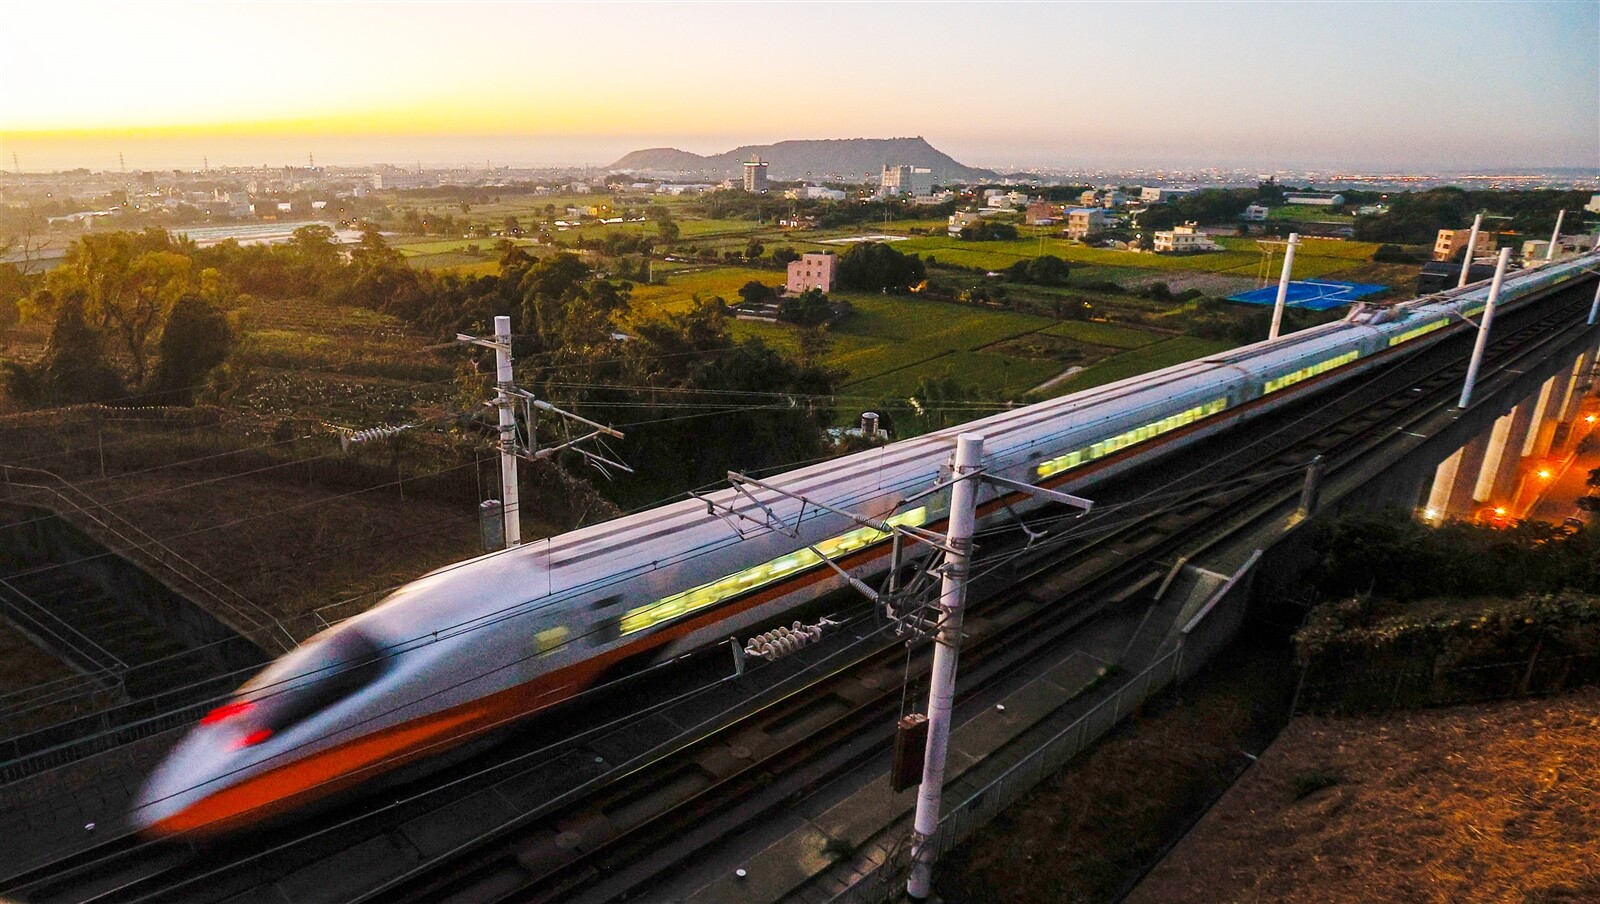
[817,549,1262,904]
[1294,652,1600,715]
[824,643,1186,904]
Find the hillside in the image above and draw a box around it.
[607,136,994,183]
[1128,690,1600,903]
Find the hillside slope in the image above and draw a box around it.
[608,136,994,182]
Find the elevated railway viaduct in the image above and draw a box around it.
[4,265,1599,904]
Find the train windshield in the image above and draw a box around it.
[237,628,390,732]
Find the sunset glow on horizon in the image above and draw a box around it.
[4,1,1595,171]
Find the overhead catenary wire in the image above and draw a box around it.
[9,264,1587,864]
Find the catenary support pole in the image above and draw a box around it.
[1458,213,1483,288]
[1588,276,1599,326]
[907,433,985,901]
[493,315,521,547]
[1459,247,1513,410]
[1268,232,1300,340]
[1547,210,1565,261]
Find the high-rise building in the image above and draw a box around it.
[742,156,769,193]
[879,165,933,198]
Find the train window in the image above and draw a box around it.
[242,628,389,734]
[1263,350,1359,395]
[536,625,570,655]
[618,506,931,637]
[1388,319,1446,347]
[1037,397,1228,480]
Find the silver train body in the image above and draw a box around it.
[135,253,1600,834]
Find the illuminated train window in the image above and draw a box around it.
[1035,397,1228,481]
[1388,319,1447,347]
[619,507,930,636]
[1262,350,1359,395]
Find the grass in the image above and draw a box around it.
[1045,336,1238,395]
[845,350,1065,401]
[1132,688,1600,904]
[628,267,779,318]
[1042,320,1166,349]
[1268,204,1356,224]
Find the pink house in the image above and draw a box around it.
[786,252,838,294]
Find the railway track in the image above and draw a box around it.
[6,278,1594,904]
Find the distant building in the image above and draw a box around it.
[1418,260,1500,294]
[1525,234,1600,260]
[1284,192,1345,207]
[1080,189,1100,206]
[786,252,837,294]
[657,183,716,195]
[1140,186,1194,203]
[1242,204,1270,222]
[985,190,1028,210]
[948,209,984,236]
[1434,227,1496,262]
[1024,200,1058,226]
[1064,208,1109,239]
[743,156,769,193]
[779,214,818,229]
[785,185,847,201]
[1587,194,1600,215]
[1101,190,1126,209]
[880,165,934,198]
[1153,222,1220,253]
[371,170,432,190]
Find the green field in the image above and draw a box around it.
[894,234,1378,281]
[630,267,780,317]
[1045,336,1237,395]
[1042,320,1166,349]
[1268,205,1356,224]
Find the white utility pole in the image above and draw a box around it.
[1458,213,1483,288]
[457,315,521,547]
[1588,278,1600,326]
[1268,232,1301,340]
[492,315,521,547]
[907,433,985,901]
[1547,210,1566,261]
[1459,247,1513,410]
[458,316,630,551]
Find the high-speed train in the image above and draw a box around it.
[134,252,1600,835]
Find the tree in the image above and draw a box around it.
[836,244,923,293]
[745,239,765,260]
[45,232,194,385]
[3,289,125,405]
[146,295,232,404]
[771,247,800,266]
[503,216,523,237]
[778,288,831,326]
[737,280,776,305]
[959,221,1019,241]
[656,219,680,242]
[1004,254,1071,286]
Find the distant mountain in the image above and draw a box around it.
[607,137,995,183]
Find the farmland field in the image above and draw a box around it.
[1044,336,1237,396]
[630,267,780,317]
[1042,320,1167,349]
[1267,204,1356,224]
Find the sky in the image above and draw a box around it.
[1,1,1595,173]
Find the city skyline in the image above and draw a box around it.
[2,1,1596,173]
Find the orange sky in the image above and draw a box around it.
[3,2,1595,171]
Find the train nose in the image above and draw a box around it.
[130,715,274,836]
